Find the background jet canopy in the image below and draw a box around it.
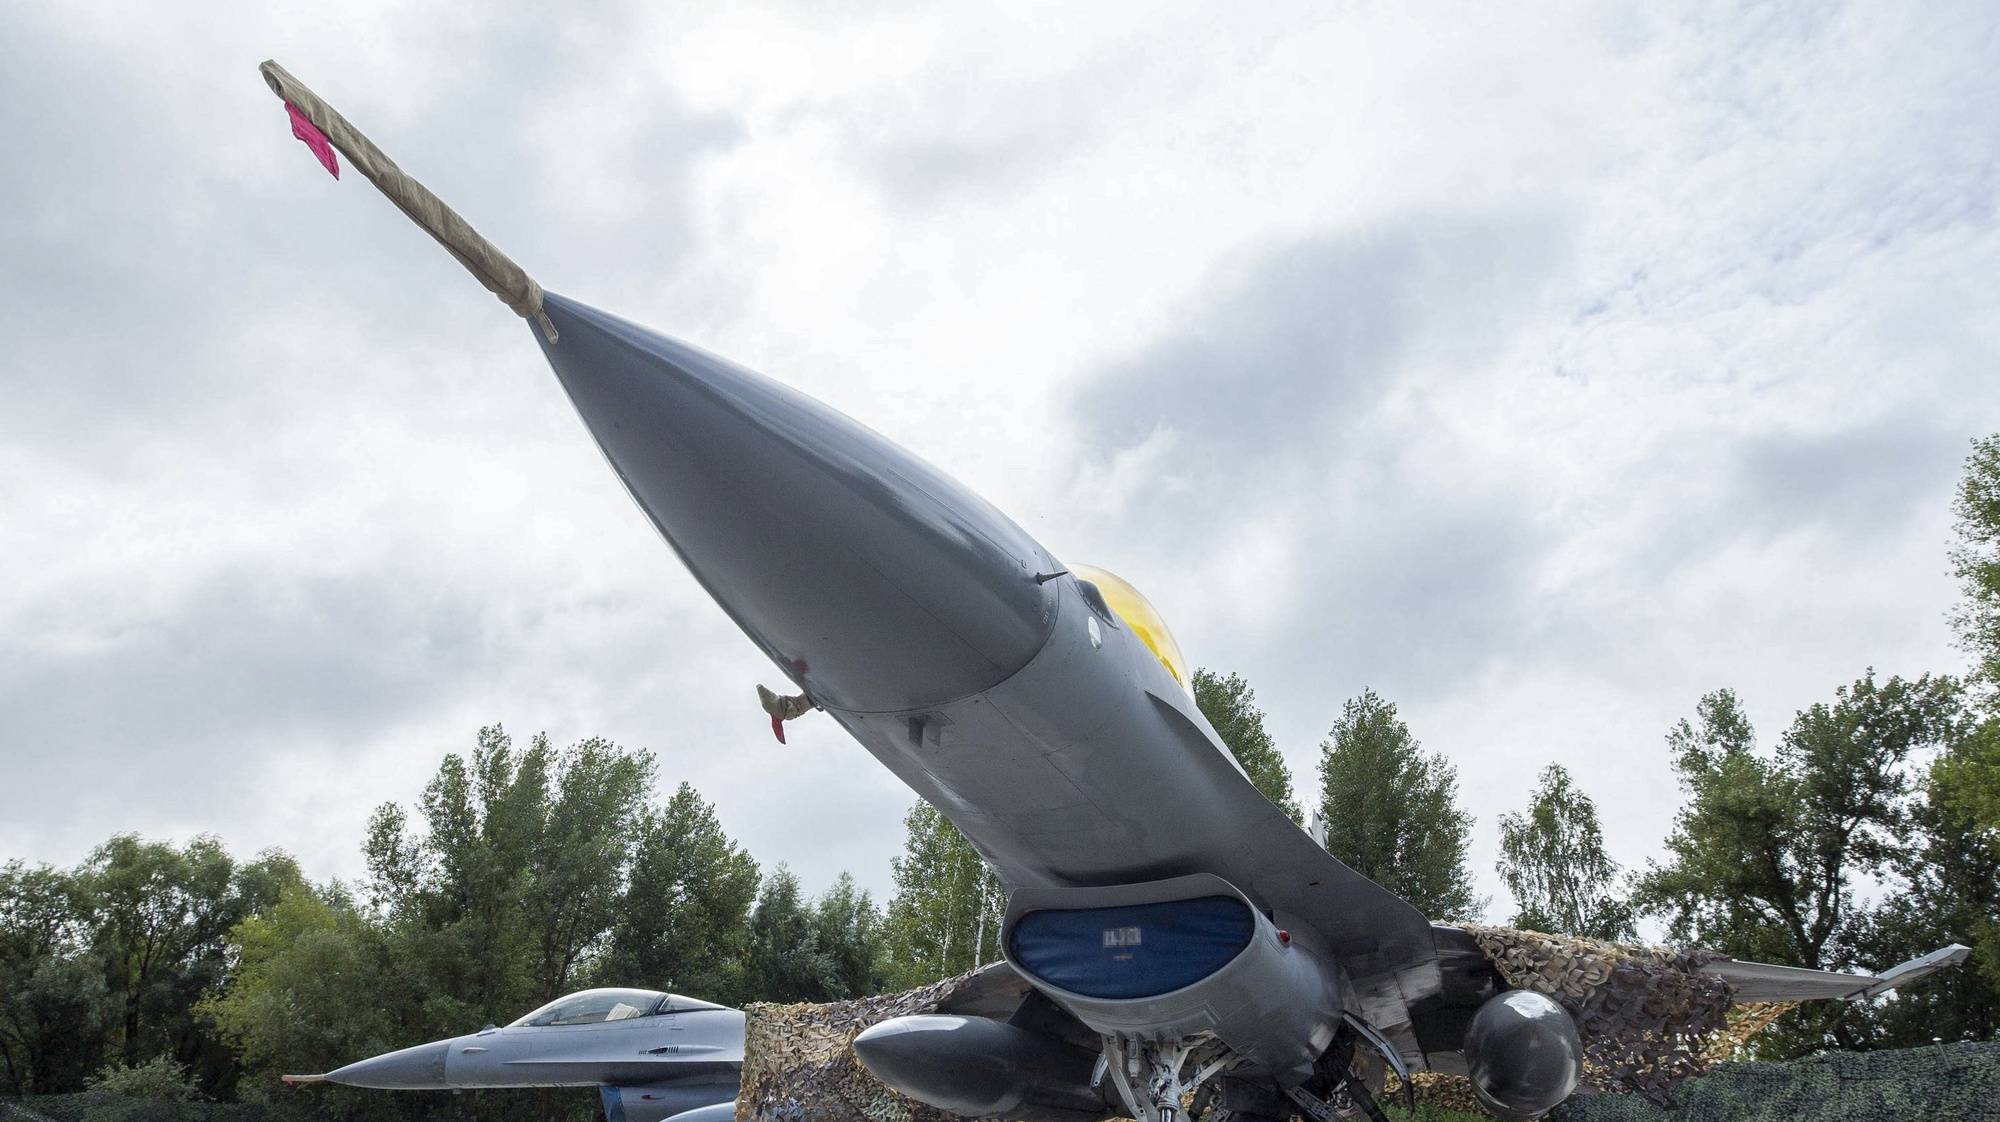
[507,989,732,1027]
[510,988,670,1027]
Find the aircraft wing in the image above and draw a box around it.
[1701,944,1973,1002]
[1140,691,1447,1064]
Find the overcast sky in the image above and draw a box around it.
[5,2,1998,928]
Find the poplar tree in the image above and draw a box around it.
[880,802,1005,988]
[360,725,657,1027]
[741,868,883,1003]
[1496,764,1633,940]
[1950,434,2000,699]
[600,783,760,1004]
[1938,436,2000,833]
[1316,689,1482,921]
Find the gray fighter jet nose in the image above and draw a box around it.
[324,1040,450,1090]
[535,293,1059,713]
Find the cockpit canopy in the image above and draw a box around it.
[508,988,726,1027]
[1069,563,1191,692]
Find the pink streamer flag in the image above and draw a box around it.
[285,101,339,179]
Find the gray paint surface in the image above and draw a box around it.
[532,293,1443,1061]
[310,993,741,1113]
[534,293,1058,715]
[313,288,1973,1116]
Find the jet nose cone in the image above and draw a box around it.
[535,293,1058,713]
[324,1040,450,1090]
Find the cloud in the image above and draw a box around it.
[1729,415,1963,541]
[1058,212,1573,712]
[1072,213,1571,470]
[3,0,2000,936]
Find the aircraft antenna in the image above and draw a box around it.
[256,60,558,342]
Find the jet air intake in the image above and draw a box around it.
[1001,874,1341,1081]
[597,1085,738,1122]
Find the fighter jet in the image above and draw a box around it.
[285,988,741,1122]
[260,62,1971,1122]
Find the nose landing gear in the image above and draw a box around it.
[1098,1017,1414,1122]
[1099,1035,1239,1122]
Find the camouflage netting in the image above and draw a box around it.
[1548,1041,2000,1122]
[740,970,999,1122]
[1385,1003,1802,1116]
[1463,926,1736,1104]
[743,929,1782,1122]
[1698,1003,1797,1065]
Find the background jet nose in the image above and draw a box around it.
[325,1040,450,1090]
[535,293,1059,713]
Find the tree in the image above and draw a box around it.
[1496,764,1634,941]
[1316,690,1482,921]
[87,1054,199,1101]
[741,867,821,1002]
[1951,434,2000,699]
[200,882,401,1101]
[1193,668,1300,821]
[520,738,655,1002]
[1852,784,2000,1047]
[1943,435,2000,829]
[738,866,886,1004]
[1634,676,1964,1052]
[0,861,111,1094]
[79,834,302,1095]
[880,802,1005,989]
[812,873,886,1000]
[599,783,760,1004]
[1931,717,2000,839]
[361,725,659,1031]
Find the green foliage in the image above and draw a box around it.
[18,1096,328,1120]
[0,722,909,1115]
[1636,678,1961,962]
[1951,434,2000,699]
[1317,689,1483,921]
[87,1054,198,1101]
[1932,715,2000,843]
[880,801,1006,989]
[199,725,812,1117]
[198,882,398,1101]
[596,783,760,1003]
[360,725,658,1031]
[1634,675,1966,1053]
[0,861,113,1095]
[1194,668,1301,821]
[741,867,885,1003]
[77,834,304,1096]
[1942,434,2000,836]
[1496,764,1635,941]
[1852,789,2000,1046]
[814,873,888,999]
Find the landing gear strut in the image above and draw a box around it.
[1099,1035,1238,1122]
[1282,1017,1416,1122]
[1098,1016,1414,1122]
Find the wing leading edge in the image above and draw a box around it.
[1702,943,1973,1003]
